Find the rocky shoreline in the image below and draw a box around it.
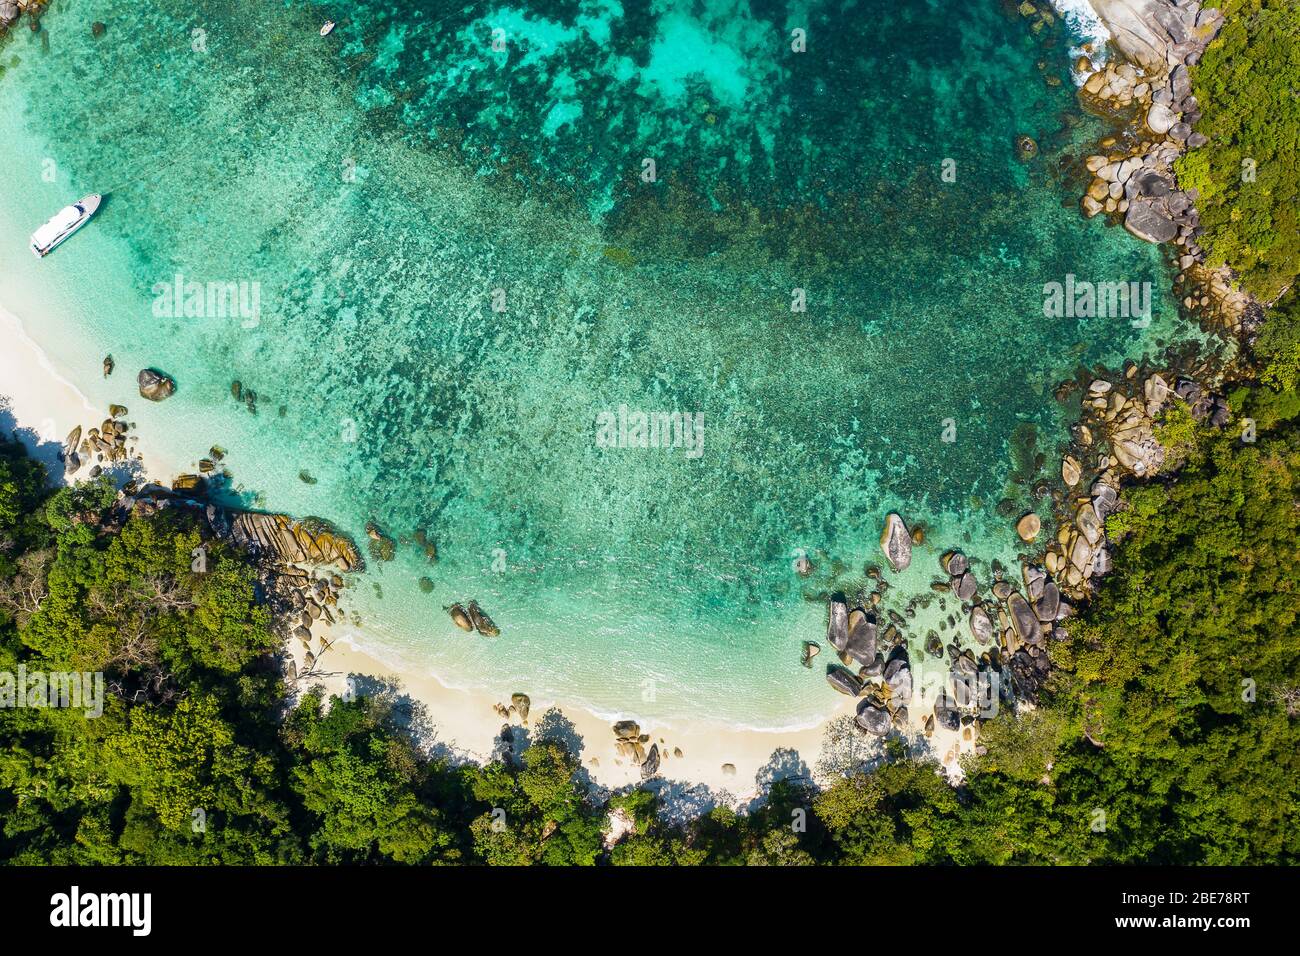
[806,1,1253,755]
[1073,0,1259,335]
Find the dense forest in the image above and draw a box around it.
[1,365,1296,863]
[1176,0,1300,303]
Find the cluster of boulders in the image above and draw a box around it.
[1048,366,1229,598]
[940,551,1061,709]
[1175,259,1259,337]
[1073,3,1254,333]
[823,594,913,737]
[60,404,134,477]
[271,564,347,673]
[445,600,500,637]
[1015,2,1063,50]
[611,721,660,779]
[222,510,362,571]
[492,692,531,724]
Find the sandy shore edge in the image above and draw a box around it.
[1,296,859,799]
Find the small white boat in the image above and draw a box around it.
[320,20,335,36]
[30,194,101,258]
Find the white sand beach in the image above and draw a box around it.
[0,298,184,486]
[2,291,977,804]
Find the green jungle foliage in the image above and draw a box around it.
[1176,0,1300,302]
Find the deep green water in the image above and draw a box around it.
[0,0,1193,727]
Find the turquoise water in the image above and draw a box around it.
[0,1,1193,728]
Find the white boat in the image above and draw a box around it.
[320,20,335,36]
[30,194,101,258]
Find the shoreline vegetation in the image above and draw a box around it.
[0,0,1297,863]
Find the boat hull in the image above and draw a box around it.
[30,193,101,258]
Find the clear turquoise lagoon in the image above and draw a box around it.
[0,0,1195,728]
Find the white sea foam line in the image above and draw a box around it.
[1051,0,1113,85]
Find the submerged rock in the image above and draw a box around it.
[801,640,820,668]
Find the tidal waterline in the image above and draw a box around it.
[0,0,1194,727]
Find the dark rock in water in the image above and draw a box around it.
[844,608,878,666]
[1008,592,1043,644]
[138,368,176,401]
[933,694,960,732]
[855,702,892,736]
[91,21,106,37]
[1125,197,1179,244]
[860,652,885,678]
[952,571,977,601]
[969,605,994,645]
[466,600,499,637]
[102,354,114,377]
[925,632,944,658]
[447,603,474,631]
[879,513,912,572]
[801,640,820,668]
[1015,134,1038,161]
[231,381,242,401]
[883,658,912,702]
[640,743,660,779]
[1034,582,1061,622]
[418,576,434,593]
[826,596,849,653]
[826,667,863,697]
[942,551,969,576]
[299,470,317,484]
